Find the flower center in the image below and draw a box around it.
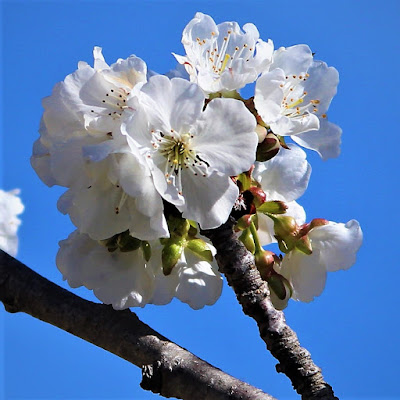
[196,30,253,76]
[279,74,324,119]
[150,130,209,195]
[90,87,131,120]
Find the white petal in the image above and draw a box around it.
[57,231,154,309]
[0,189,24,257]
[192,98,257,176]
[180,171,239,230]
[254,144,311,202]
[279,249,327,302]
[139,75,204,133]
[309,220,363,272]
[174,248,222,309]
[254,68,286,124]
[292,119,342,160]
[271,45,313,74]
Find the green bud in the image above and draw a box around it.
[257,200,288,215]
[237,172,252,191]
[187,239,213,262]
[141,241,152,261]
[236,214,254,231]
[239,229,256,254]
[162,240,184,275]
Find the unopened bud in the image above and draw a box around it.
[186,239,213,262]
[239,229,256,254]
[162,240,184,275]
[270,215,299,253]
[256,133,280,162]
[248,186,266,208]
[257,200,288,214]
[255,124,267,143]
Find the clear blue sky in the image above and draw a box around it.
[1,1,399,399]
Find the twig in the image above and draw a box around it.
[203,218,338,400]
[0,250,275,400]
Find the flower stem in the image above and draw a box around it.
[249,221,263,254]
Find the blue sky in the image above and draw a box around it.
[1,1,399,399]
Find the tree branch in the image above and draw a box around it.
[203,218,338,400]
[0,250,275,400]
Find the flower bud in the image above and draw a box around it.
[239,229,255,254]
[248,186,266,208]
[162,239,184,275]
[256,133,280,162]
[257,200,288,215]
[186,238,213,262]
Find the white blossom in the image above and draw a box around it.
[0,189,24,257]
[123,75,258,229]
[173,12,273,94]
[57,230,222,310]
[277,220,363,303]
[254,44,341,159]
[31,47,168,240]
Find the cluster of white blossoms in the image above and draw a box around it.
[31,12,362,310]
[0,189,24,257]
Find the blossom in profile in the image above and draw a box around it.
[173,12,273,94]
[254,45,341,159]
[0,189,24,257]
[276,220,363,304]
[123,75,258,229]
[56,230,222,310]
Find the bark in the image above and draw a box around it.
[0,250,275,400]
[202,218,338,400]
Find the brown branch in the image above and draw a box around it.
[0,250,275,400]
[203,218,338,400]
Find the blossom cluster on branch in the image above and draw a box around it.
[30,12,362,310]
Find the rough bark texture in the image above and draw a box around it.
[202,218,338,400]
[0,250,275,400]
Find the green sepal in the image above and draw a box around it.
[162,239,184,275]
[186,239,213,262]
[239,229,255,254]
[257,201,288,215]
[267,274,292,301]
[98,234,119,252]
[141,241,152,261]
[117,231,142,252]
[295,235,313,255]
